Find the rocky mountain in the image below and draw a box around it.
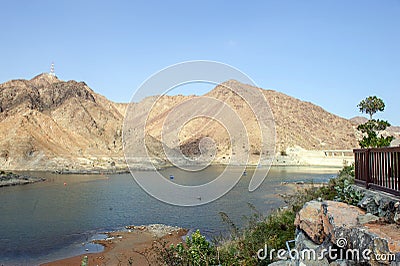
[0,75,369,170]
[143,80,358,150]
[0,73,125,171]
[263,87,358,151]
[350,116,369,125]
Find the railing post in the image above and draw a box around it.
[365,149,370,189]
[397,151,400,191]
[354,150,358,182]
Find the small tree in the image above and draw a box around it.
[356,96,394,148]
[357,96,385,120]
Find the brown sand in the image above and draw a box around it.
[41,227,188,266]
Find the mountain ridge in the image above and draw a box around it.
[1,74,394,171]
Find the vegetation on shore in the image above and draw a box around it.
[153,164,358,265]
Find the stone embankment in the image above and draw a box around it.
[353,185,400,225]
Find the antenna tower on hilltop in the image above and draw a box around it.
[50,62,55,76]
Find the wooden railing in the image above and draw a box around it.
[354,147,400,196]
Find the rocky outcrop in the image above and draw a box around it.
[0,73,125,171]
[125,224,185,238]
[294,200,400,265]
[0,171,45,187]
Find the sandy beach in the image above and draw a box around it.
[41,225,188,266]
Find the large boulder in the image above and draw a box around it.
[294,201,326,244]
[294,200,400,265]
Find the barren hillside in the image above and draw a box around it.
[0,76,364,170]
[264,88,358,151]
[123,80,360,167]
[0,73,125,170]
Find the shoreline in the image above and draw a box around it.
[0,171,46,187]
[52,168,130,175]
[41,224,188,266]
[4,163,343,175]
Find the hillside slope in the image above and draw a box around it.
[0,76,366,170]
[264,88,358,151]
[0,73,125,171]
[134,80,359,165]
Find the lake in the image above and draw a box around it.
[0,166,339,265]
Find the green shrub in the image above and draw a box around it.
[338,163,355,178]
[334,178,364,205]
[157,230,217,266]
[80,256,88,266]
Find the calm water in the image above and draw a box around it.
[0,166,339,265]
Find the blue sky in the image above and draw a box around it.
[1,0,399,125]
